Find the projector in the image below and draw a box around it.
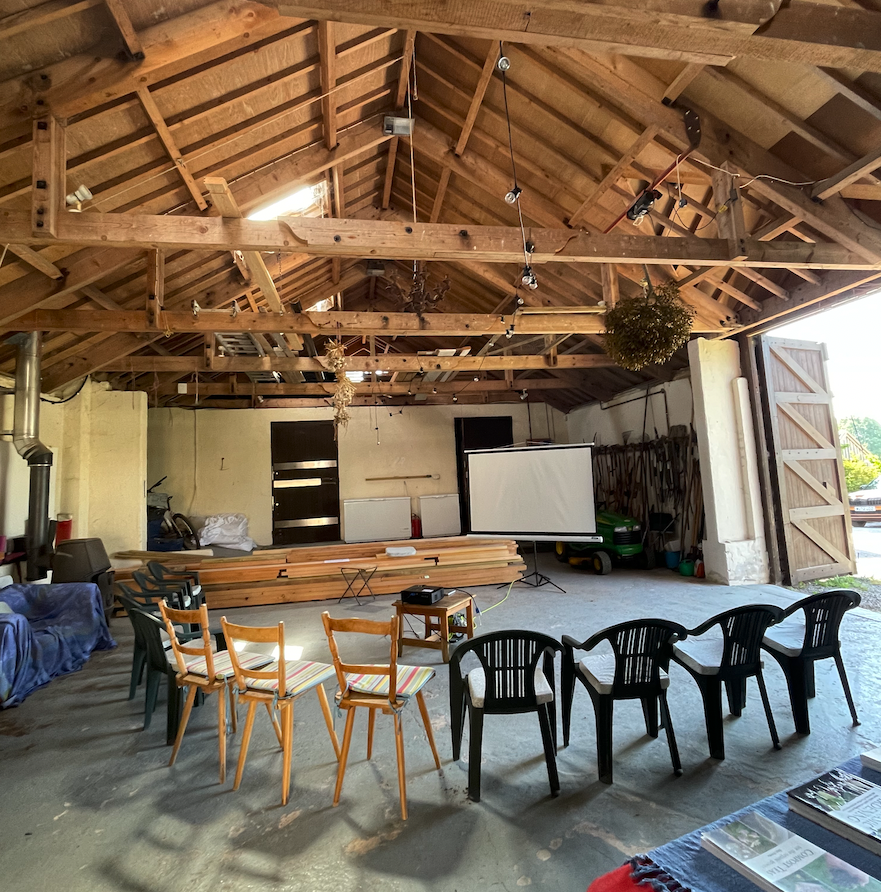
[401,585,444,605]
[383,115,414,137]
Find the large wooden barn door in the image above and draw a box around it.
[759,336,855,583]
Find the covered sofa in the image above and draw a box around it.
[0,583,116,707]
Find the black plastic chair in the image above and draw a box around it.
[132,570,200,609]
[761,591,861,735]
[562,619,688,784]
[672,605,785,760]
[146,561,202,599]
[119,594,186,742]
[449,630,562,802]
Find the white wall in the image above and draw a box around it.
[688,338,768,585]
[148,401,567,545]
[0,381,147,556]
[566,377,694,446]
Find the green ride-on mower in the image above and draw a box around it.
[554,509,649,575]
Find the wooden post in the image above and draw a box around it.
[31,114,65,238]
[601,263,619,309]
[712,161,746,254]
[146,248,165,328]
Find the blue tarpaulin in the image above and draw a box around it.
[0,583,116,707]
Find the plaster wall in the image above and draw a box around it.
[147,402,567,546]
[688,338,769,585]
[565,378,693,446]
[0,382,147,555]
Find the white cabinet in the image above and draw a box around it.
[342,497,411,543]
[418,494,461,538]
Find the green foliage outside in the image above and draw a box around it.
[843,455,881,492]
[794,575,880,592]
[841,416,881,457]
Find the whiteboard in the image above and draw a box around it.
[465,443,599,541]
[342,497,411,543]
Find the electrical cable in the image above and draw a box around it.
[40,375,88,404]
[481,579,515,614]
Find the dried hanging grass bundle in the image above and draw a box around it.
[603,279,695,371]
[324,340,356,433]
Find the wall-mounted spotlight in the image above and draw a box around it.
[626,189,662,223]
[497,55,511,72]
[520,390,528,400]
[504,185,522,204]
[452,395,458,402]
[65,184,93,212]
[517,296,524,305]
[521,265,538,290]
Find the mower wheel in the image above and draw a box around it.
[554,541,570,563]
[592,551,612,575]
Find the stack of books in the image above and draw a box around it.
[701,748,881,892]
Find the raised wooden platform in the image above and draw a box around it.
[115,537,525,609]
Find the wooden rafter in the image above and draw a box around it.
[317,21,337,150]
[103,0,144,61]
[274,1,881,73]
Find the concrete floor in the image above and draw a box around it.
[1,555,879,892]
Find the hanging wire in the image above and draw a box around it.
[498,43,534,278]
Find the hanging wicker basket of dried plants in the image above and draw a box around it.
[603,279,695,371]
[323,340,356,435]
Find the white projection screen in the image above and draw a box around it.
[465,443,599,541]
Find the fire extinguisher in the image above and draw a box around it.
[411,513,422,538]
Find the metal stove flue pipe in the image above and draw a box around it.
[11,332,53,580]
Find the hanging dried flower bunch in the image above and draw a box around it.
[323,340,356,433]
[603,279,695,371]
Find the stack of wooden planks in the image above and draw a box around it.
[114,537,525,610]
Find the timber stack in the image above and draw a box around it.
[114,536,525,609]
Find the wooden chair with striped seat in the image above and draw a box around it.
[160,601,273,783]
[220,617,341,806]
[321,611,441,821]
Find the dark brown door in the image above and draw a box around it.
[455,416,514,534]
[270,420,340,546]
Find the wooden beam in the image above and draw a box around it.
[317,21,337,150]
[563,52,881,264]
[601,264,619,310]
[812,147,881,202]
[569,126,658,227]
[0,0,103,40]
[101,352,617,373]
[274,1,881,73]
[381,29,416,210]
[103,0,145,60]
[814,68,881,124]
[14,308,612,336]
[663,63,705,102]
[174,377,574,396]
[455,44,498,156]
[145,249,165,328]
[0,247,140,327]
[7,245,63,279]
[430,167,452,224]
[0,211,875,270]
[31,115,65,238]
[136,88,208,210]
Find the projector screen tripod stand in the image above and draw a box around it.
[515,541,566,593]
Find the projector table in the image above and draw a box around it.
[393,592,475,663]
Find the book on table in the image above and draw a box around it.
[787,768,881,856]
[701,811,881,892]
[862,747,881,774]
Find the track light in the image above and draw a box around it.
[521,265,538,289]
[626,189,662,223]
[432,387,438,394]
[452,395,458,402]
[505,328,513,339]
[520,390,528,400]
[504,185,522,204]
[65,184,93,212]
[473,376,479,382]
[517,296,524,306]
[497,55,511,72]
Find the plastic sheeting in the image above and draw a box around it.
[197,513,256,552]
[0,583,116,707]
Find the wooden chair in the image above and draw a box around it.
[220,617,340,806]
[562,619,688,784]
[449,630,562,802]
[672,605,785,760]
[761,590,861,734]
[321,611,441,820]
[160,601,272,784]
